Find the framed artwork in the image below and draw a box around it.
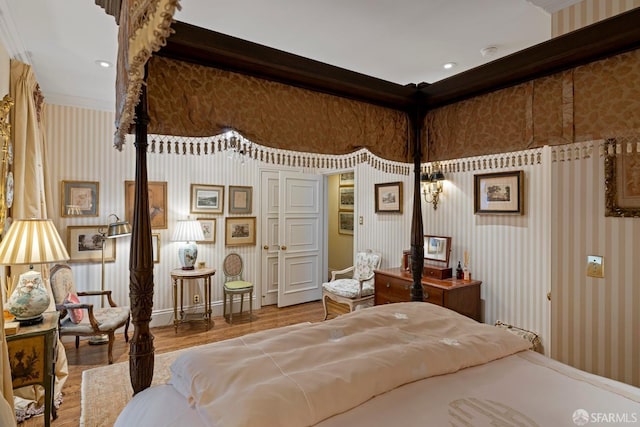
[61,180,99,217]
[339,171,354,186]
[197,217,216,243]
[228,186,253,214]
[66,225,115,263]
[338,211,354,235]
[225,217,256,246]
[124,181,168,229]
[339,187,354,210]
[474,171,524,215]
[152,233,160,263]
[374,181,402,213]
[424,235,451,265]
[190,184,224,214]
[604,139,640,217]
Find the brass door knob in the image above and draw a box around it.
[263,245,269,250]
[281,245,287,250]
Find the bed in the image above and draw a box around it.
[114,302,640,427]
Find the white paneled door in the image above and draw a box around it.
[260,170,324,307]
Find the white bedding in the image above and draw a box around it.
[115,303,640,427]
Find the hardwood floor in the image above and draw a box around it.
[19,301,325,426]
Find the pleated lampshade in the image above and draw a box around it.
[0,218,70,266]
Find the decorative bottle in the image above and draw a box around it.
[456,261,463,280]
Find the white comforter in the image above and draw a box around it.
[169,302,532,427]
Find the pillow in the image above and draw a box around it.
[495,320,542,353]
[64,292,84,324]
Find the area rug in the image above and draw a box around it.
[80,347,189,427]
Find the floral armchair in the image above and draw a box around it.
[321,250,382,320]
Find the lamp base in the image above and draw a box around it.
[181,266,195,270]
[15,314,44,326]
[88,334,109,345]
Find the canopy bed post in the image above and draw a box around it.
[409,106,425,301]
[128,74,155,394]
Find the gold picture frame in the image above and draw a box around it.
[66,225,115,263]
[604,138,640,217]
[190,184,224,214]
[225,217,256,246]
[197,217,216,243]
[124,181,168,229]
[338,211,354,235]
[152,233,160,263]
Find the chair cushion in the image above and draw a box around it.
[59,306,130,336]
[322,278,374,299]
[224,280,253,290]
[64,292,84,323]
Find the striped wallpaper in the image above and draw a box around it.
[44,104,638,388]
[552,0,640,36]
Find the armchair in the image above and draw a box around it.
[49,263,130,364]
[321,250,382,320]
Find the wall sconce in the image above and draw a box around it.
[421,163,445,210]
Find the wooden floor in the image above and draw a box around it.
[20,300,326,426]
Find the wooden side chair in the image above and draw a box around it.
[49,263,130,364]
[321,250,382,319]
[222,253,254,324]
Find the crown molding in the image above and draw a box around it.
[0,0,31,63]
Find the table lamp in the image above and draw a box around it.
[172,219,205,270]
[0,218,70,325]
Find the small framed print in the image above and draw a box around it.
[152,233,160,263]
[374,181,402,213]
[228,186,253,214]
[190,184,224,214]
[225,217,256,246]
[339,171,354,186]
[67,225,115,263]
[124,181,168,229]
[338,211,354,235]
[197,217,216,243]
[474,171,524,215]
[61,180,99,217]
[339,187,354,210]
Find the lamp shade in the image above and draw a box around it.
[172,219,205,270]
[107,218,132,238]
[431,170,445,181]
[0,218,70,265]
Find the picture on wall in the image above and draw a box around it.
[339,187,354,210]
[374,181,402,213]
[67,225,115,263]
[124,181,168,228]
[604,139,640,217]
[61,180,99,217]
[225,217,256,246]
[197,217,216,243]
[152,233,160,263]
[339,171,354,186]
[474,171,524,215]
[338,211,354,235]
[190,184,224,214]
[228,186,253,214]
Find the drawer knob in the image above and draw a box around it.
[424,292,430,300]
[386,282,390,288]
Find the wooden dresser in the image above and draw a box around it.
[374,267,482,321]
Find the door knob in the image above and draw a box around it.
[281,245,287,250]
[263,245,269,250]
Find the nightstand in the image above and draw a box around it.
[6,311,59,427]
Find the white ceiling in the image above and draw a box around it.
[0,0,581,112]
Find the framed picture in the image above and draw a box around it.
[66,225,115,263]
[152,233,160,263]
[339,171,354,186]
[474,171,524,215]
[228,186,253,214]
[225,217,256,246]
[338,211,354,235]
[190,184,224,214]
[604,139,640,217]
[339,187,354,210]
[374,181,402,213]
[61,180,99,217]
[124,181,168,229]
[424,235,451,265]
[197,217,216,243]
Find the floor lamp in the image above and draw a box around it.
[89,214,131,344]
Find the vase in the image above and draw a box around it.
[7,270,51,324]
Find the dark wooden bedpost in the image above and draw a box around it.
[129,70,155,394]
[410,105,426,301]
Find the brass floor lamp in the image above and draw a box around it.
[89,214,131,345]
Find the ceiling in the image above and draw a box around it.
[0,0,582,112]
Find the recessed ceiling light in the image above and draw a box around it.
[443,62,456,70]
[95,60,112,68]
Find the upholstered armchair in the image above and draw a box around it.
[321,250,382,320]
[49,263,130,364]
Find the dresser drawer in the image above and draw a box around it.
[375,274,411,303]
[422,285,444,306]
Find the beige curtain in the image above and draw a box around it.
[9,59,68,421]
